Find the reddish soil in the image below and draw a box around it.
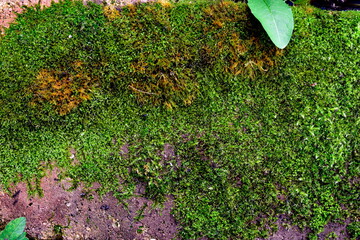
[0,0,152,33]
[0,0,58,32]
[256,215,352,240]
[0,167,178,239]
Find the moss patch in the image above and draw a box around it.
[0,0,359,239]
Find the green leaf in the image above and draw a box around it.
[248,0,294,49]
[15,232,29,240]
[0,217,28,240]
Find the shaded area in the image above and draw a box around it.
[311,0,360,10]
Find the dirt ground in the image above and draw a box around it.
[0,166,353,240]
[256,215,352,240]
[0,1,356,239]
[0,167,178,239]
[0,0,152,33]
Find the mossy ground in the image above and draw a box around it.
[0,0,359,239]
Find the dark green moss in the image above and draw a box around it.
[0,0,280,117]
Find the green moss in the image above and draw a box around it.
[347,221,360,239]
[0,1,359,239]
[0,0,280,115]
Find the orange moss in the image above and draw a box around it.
[157,0,173,8]
[128,66,197,109]
[103,5,121,20]
[304,6,315,14]
[131,60,148,74]
[203,1,241,25]
[127,4,137,17]
[29,62,97,115]
[212,20,224,28]
[201,2,279,79]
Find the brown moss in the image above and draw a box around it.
[203,1,242,27]
[128,61,197,109]
[201,1,280,79]
[157,0,172,8]
[28,62,97,115]
[103,5,120,20]
[304,6,315,14]
[212,20,224,28]
[116,2,197,109]
[109,1,279,109]
[127,3,138,17]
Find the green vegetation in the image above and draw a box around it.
[347,221,360,239]
[0,217,28,240]
[248,0,294,49]
[0,0,359,239]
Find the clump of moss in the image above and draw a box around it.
[105,2,200,109]
[100,0,281,109]
[28,61,96,115]
[200,1,281,78]
[103,5,120,20]
[0,0,282,114]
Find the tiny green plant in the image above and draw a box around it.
[347,222,360,240]
[0,217,28,240]
[248,0,294,49]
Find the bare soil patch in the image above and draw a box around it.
[256,215,352,240]
[0,0,58,32]
[0,168,178,240]
[0,0,152,33]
